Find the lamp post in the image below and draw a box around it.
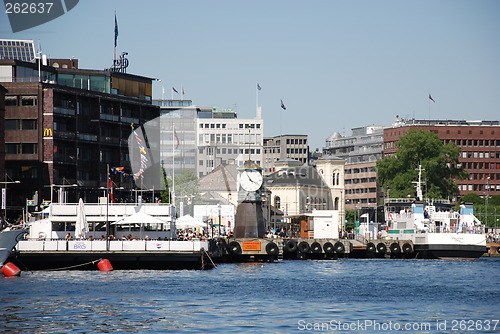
[217,203,222,237]
[1,179,20,221]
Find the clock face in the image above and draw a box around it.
[240,170,263,192]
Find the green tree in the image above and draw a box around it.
[377,129,468,200]
[160,164,171,203]
[172,169,204,215]
[460,193,483,205]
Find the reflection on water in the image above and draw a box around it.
[1,258,499,333]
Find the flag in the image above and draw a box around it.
[172,87,179,94]
[428,94,435,103]
[281,99,286,110]
[173,128,180,149]
[182,87,185,95]
[257,83,261,91]
[114,13,119,47]
[107,165,117,203]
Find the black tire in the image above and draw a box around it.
[298,241,311,253]
[377,243,387,254]
[265,242,279,255]
[284,240,298,253]
[390,242,401,254]
[228,241,242,254]
[366,242,376,253]
[402,243,413,255]
[323,242,334,254]
[334,241,345,254]
[310,242,322,253]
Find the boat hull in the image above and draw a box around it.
[414,244,486,259]
[0,229,28,266]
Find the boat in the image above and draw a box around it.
[10,201,216,270]
[382,166,487,259]
[0,226,28,267]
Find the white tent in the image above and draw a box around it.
[175,215,206,229]
[75,198,89,239]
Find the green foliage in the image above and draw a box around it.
[377,129,468,200]
[160,164,170,204]
[460,193,483,205]
[489,195,500,206]
[173,169,204,214]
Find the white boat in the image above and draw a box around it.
[382,166,487,259]
[0,227,28,267]
[384,199,486,259]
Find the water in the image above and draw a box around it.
[1,258,499,333]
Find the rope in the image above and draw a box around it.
[45,258,103,271]
[202,249,217,269]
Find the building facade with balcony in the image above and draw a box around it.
[1,58,159,218]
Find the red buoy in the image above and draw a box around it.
[2,262,21,277]
[97,259,113,271]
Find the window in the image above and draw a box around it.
[21,95,37,106]
[22,119,37,130]
[5,96,17,106]
[5,119,19,130]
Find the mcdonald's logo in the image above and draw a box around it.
[43,128,53,137]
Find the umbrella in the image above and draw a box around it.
[75,198,89,239]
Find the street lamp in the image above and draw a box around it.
[1,179,21,221]
[217,203,222,237]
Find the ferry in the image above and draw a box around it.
[384,199,487,259]
[9,201,216,270]
[382,166,487,259]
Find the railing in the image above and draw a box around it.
[18,239,209,252]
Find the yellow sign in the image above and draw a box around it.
[242,241,261,251]
[43,128,53,137]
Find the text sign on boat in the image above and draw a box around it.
[242,241,261,251]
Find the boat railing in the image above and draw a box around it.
[426,225,485,234]
[17,239,211,252]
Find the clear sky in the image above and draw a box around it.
[2,0,499,150]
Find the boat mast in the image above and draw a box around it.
[414,164,424,201]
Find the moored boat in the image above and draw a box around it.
[0,227,28,267]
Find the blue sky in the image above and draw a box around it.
[2,0,499,150]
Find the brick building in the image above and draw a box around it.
[384,119,500,197]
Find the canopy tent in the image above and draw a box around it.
[175,215,206,229]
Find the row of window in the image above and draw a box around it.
[461,162,500,170]
[464,173,500,181]
[199,123,261,129]
[286,148,308,154]
[445,139,500,147]
[199,147,262,155]
[345,188,377,194]
[5,143,37,154]
[461,151,500,159]
[5,119,37,130]
[286,138,307,145]
[199,133,262,145]
[5,95,38,106]
[345,177,377,184]
[459,184,500,191]
[345,167,376,174]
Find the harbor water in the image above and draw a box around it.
[1,258,499,333]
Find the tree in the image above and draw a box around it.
[172,169,204,215]
[377,129,468,200]
[460,193,483,205]
[160,164,171,203]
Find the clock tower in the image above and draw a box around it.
[234,160,266,238]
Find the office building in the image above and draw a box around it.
[263,134,309,175]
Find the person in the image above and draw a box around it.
[424,209,429,219]
[65,233,73,240]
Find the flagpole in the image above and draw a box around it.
[256,82,259,117]
[172,123,175,206]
